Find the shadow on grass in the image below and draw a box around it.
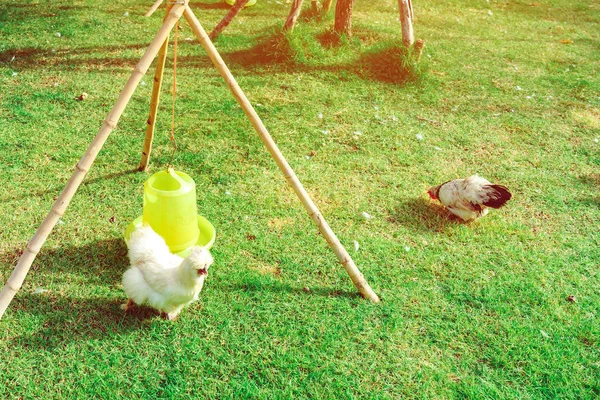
[1,2,92,20]
[388,197,459,233]
[578,173,600,207]
[0,168,140,203]
[217,32,296,68]
[218,32,424,85]
[315,29,345,48]
[2,237,358,349]
[0,43,151,71]
[577,196,600,208]
[2,30,423,85]
[298,4,326,24]
[217,279,361,300]
[0,238,161,350]
[355,45,423,84]
[580,172,600,187]
[8,294,158,350]
[0,239,128,292]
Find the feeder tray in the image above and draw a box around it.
[124,215,215,257]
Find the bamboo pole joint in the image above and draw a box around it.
[25,245,40,255]
[103,119,118,129]
[50,208,64,217]
[75,163,89,173]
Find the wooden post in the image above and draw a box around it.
[0,2,188,320]
[139,6,172,171]
[413,38,425,61]
[334,0,355,37]
[398,0,414,47]
[283,0,304,31]
[209,0,250,41]
[183,6,380,303]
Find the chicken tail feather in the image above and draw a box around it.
[482,185,512,208]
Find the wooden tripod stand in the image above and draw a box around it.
[0,0,379,320]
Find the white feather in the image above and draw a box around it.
[123,225,213,318]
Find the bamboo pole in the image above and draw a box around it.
[183,6,380,303]
[0,2,188,320]
[139,6,172,171]
[145,0,164,17]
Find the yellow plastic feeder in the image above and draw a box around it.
[224,0,257,7]
[124,169,215,257]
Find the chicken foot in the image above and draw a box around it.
[120,298,135,312]
[160,311,181,321]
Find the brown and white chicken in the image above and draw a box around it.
[427,175,512,221]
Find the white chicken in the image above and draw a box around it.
[427,175,512,221]
[122,225,213,320]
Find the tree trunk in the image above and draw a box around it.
[322,0,334,14]
[209,0,250,41]
[311,0,319,13]
[398,0,414,47]
[283,0,304,31]
[334,0,355,37]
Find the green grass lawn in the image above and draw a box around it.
[1,0,599,398]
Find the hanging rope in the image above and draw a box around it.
[167,19,180,169]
